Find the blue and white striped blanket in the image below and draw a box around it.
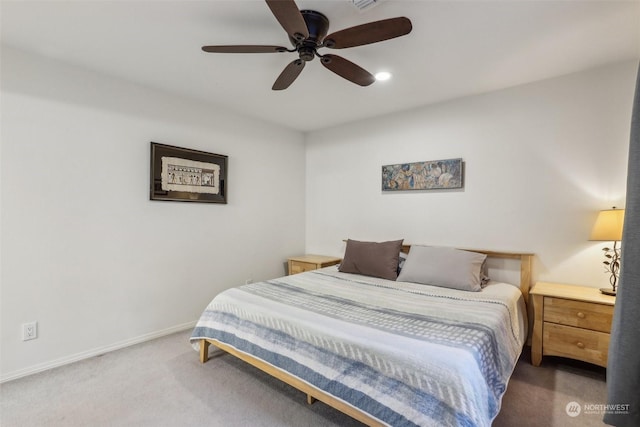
[191,267,527,427]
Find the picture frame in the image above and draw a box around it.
[150,142,227,203]
[382,158,463,191]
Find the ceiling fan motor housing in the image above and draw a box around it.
[290,10,330,61]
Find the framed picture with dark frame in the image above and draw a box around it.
[150,142,227,203]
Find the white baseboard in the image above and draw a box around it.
[0,321,197,384]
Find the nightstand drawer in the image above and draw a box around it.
[543,322,610,367]
[289,261,317,275]
[543,297,613,333]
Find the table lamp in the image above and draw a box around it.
[590,207,625,295]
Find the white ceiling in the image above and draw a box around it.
[2,0,639,132]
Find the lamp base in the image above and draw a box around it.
[599,287,617,296]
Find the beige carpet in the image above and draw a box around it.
[0,330,607,426]
[494,349,607,426]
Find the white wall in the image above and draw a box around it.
[0,47,306,381]
[2,46,636,382]
[306,61,637,289]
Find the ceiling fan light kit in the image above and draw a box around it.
[201,0,412,91]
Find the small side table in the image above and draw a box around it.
[287,255,341,275]
[530,281,615,367]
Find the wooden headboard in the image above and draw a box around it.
[400,244,533,302]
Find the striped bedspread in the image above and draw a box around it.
[190,266,527,427]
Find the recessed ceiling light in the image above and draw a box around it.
[375,71,392,81]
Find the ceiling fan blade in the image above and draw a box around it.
[323,17,412,49]
[320,55,375,87]
[265,0,309,42]
[272,59,306,90]
[202,45,288,53]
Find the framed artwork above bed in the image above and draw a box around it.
[150,142,227,203]
[382,158,463,191]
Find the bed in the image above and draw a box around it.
[191,243,532,427]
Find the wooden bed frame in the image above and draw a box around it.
[198,247,533,426]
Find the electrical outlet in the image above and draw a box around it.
[22,322,38,341]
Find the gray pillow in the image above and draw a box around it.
[339,239,404,280]
[396,246,487,291]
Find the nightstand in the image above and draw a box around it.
[531,281,615,368]
[287,255,341,275]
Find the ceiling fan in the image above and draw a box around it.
[202,0,412,90]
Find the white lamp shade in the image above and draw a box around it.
[590,209,625,241]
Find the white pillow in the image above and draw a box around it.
[396,246,487,292]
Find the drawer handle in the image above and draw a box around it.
[576,342,585,349]
[576,312,586,319]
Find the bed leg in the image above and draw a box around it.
[199,339,210,363]
[307,394,317,405]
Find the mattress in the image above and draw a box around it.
[191,266,527,427]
